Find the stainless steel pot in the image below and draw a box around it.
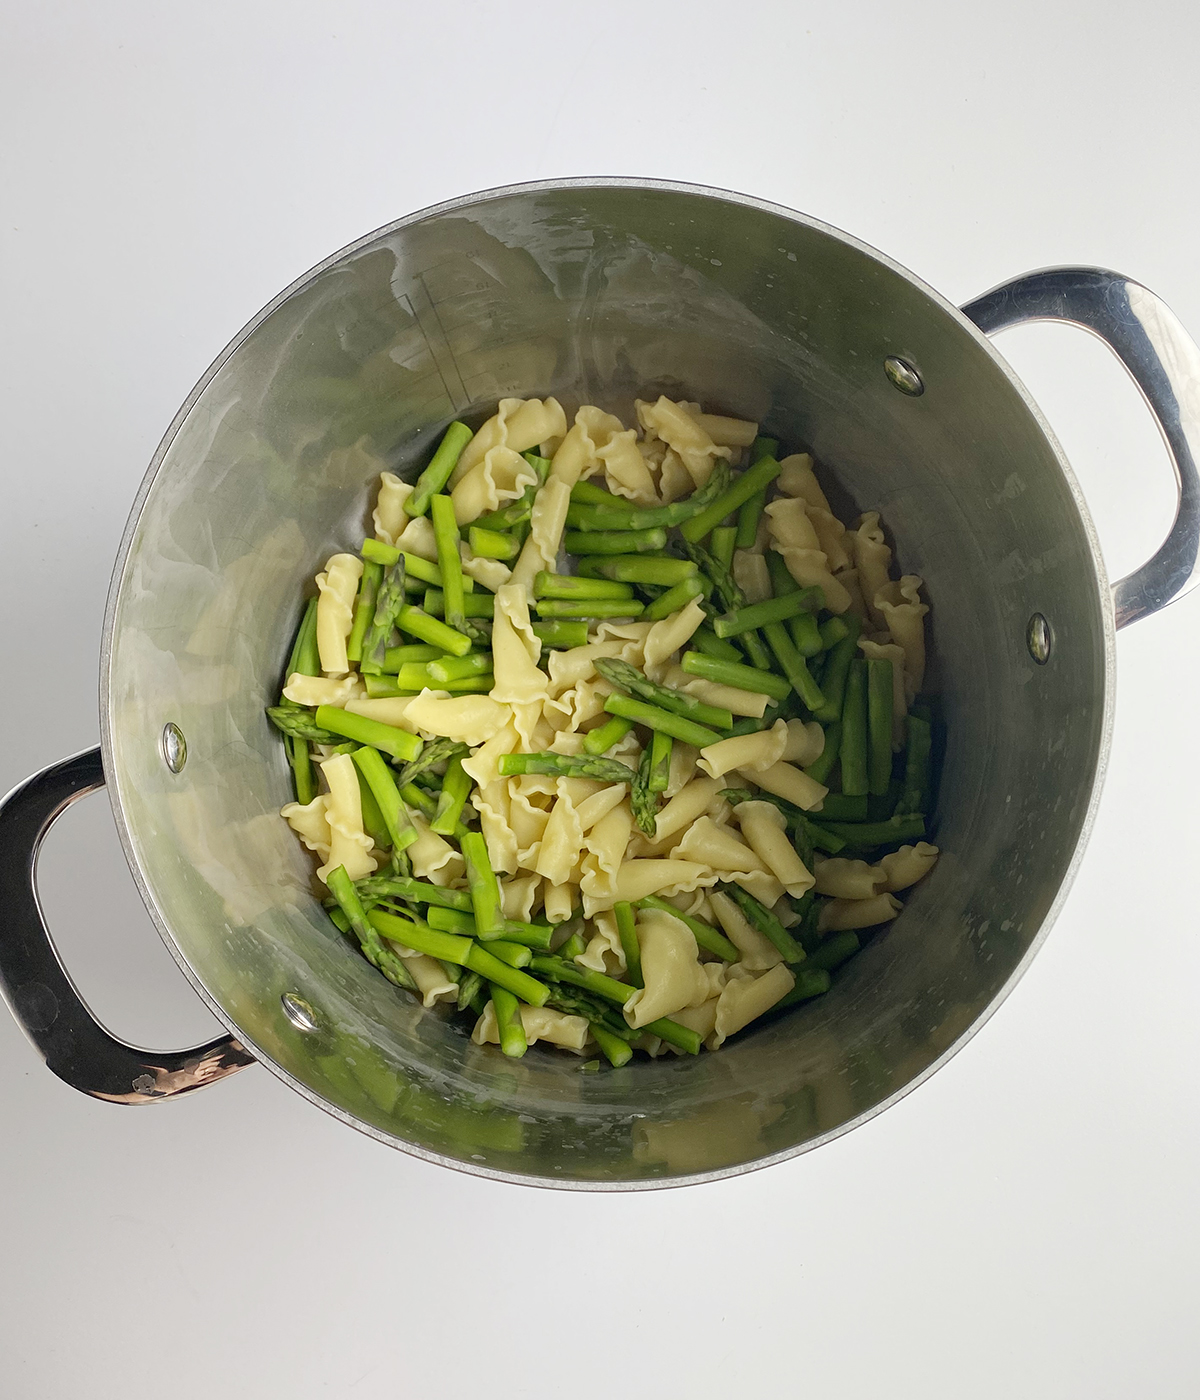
[3,179,1198,1189]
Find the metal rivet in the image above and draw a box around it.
[884,356,925,396]
[281,993,319,1033]
[161,723,187,773]
[1027,614,1052,664]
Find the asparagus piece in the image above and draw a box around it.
[362,556,408,674]
[602,693,724,748]
[351,746,419,853]
[361,542,465,588]
[680,538,743,613]
[593,657,733,731]
[355,774,391,851]
[529,956,634,1006]
[429,493,467,638]
[393,736,467,787]
[570,481,636,509]
[649,730,672,793]
[473,494,534,532]
[363,676,415,699]
[396,660,494,692]
[266,707,343,744]
[463,944,549,1006]
[591,1023,634,1067]
[406,420,475,517]
[772,967,833,1010]
[531,620,589,649]
[558,931,587,961]
[325,867,418,991]
[383,643,444,669]
[721,882,806,963]
[563,527,667,555]
[421,589,495,619]
[486,941,534,969]
[819,615,850,650]
[367,908,471,963]
[493,921,555,950]
[460,831,505,939]
[578,555,700,587]
[812,793,869,822]
[805,931,861,972]
[564,460,730,532]
[427,652,492,684]
[427,906,476,935]
[642,575,706,621]
[288,736,316,805]
[688,627,744,664]
[735,490,766,549]
[489,986,528,1058]
[582,714,635,755]
[496,752,638,784]
[533,572,636,601]
[811,813,926,849]
[355,875,472,911]
[840,659,869,797]
[457,970,486,1015]
[867,658,894,796]
[644,1018,702,1054]
[710,525,737,571]
[801,816,846,854]
[750,434,779,461]
[614,901,643,987]
[313,705,423,762]
[346,560,384,665]
[395,604,473,656]
[468,526,521,561]
[763,622,826,712]
[788,610,824,658]
[280,597,320,694]
[713,588,823,638]
[431,755,472,836]
[636,895,739,960]
[680,454,783,542]
[535,597,646,619]
[631,742,658,836]
[813,615,862,723]
[895,713,933,816]
[679,651,792,702]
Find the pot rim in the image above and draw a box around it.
[98,176,1117,1190]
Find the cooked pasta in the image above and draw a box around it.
[267,391,941,1066]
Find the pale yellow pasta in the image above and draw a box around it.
[579,802,635,906]
[548,640,627,690]
[642,597,706,677]
[595,859,715,913]
[451,449,538,527]
[776,546,853,614]
[875,576,928,703]
[472,1002,590,1052]
[683,407,758,449]
[547,410,607,488]
[506,782,551,860]
[372,471,412,546]
[473,781,518,875]
[651,777,729,846]
[343,696,422,731]
[597,421,657,502]
[315,754,376,883]
[834,566,869,621]
[710,964,794,1049]
[574,783,628,832]
[656,447,693,502]
[624,908,714,1028]
[391,512,439,563]
[665,742,698,800]
[543,883,575,924]
[698,721,789,780]
[508,478,572,592]
[401,692,510,745]
[576,909,625,975]
[673,818,785,907]
[315,553,363,675]
[668,997,721,1044]
[808,506,852,573]
[500,873,541,922]
[490,585,548,707]
[745,760,828,812]
[819,892,902,932]
[533,780,586,884]
[383,950,458,1008]
[282,672,364,708]
[878,842,939,892]
[635,397,732,488]
[407,812,465,885]
[709,890,783,971]
[658,663,769,719]
[776,453,831,511]
[733,550,772,603]
[452,397,567,485]
[783,719,825,767]
[735,801,815,898]
[459,548,512,592]
[281,795,332,862]
[858,638,907,748]
[851,512,893,630]
[461,719,520,788]
[813,857,887,900]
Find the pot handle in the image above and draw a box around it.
[0,747,255,1102]
[962,266,1200,630]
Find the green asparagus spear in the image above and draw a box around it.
[429,494,467,637]
[710,525,737,571]
[867,658,894,796]
[421,590,495,619]
[346,560,384,665]
[280,597,320,696]
[531,621,589,649]
[266,707,344,744]
[578,556,700,587]
[570,481,636,509]
[430,755,472,836]
[591,1023,634,1067]
[557,931,587,961]
[367,908,471,964]
[735,490,766,549]
[680,538,743,613]
[426,905,476,935]
[720,882,806,963]
[355,774,391,851]
[489,986,528,1057]
[462,943,549,1005]
[772,967,833,1010]
[309,705,420,762]
[486,942,534,969]
[644,1018,702,1054]
[582,714,635,755]
[642,575,706,621]
[635,895,739,960]
[812,793,869,821]
[460,831,505,940]
[649,730,672,792]
[535,597,645,619]
[325,866,417,991]
[457,970,486,1015]
[563,527,667,555]
[840,659,869,797]
[614,901,643,987]
[813,615,862,723]
[393,736,467,788]
[593,657,733,731]
[631,741,658,836]
[395,604,472,656]
[407,420,475,517]
[788,610,824,658]
[805,931,861,972]
[382,643,443,670]
[426,653,493,684]
[819,615,850,650]
[763,622,826,711]
[564,460,730,532]
[602,693,724,748]
[713,588,823,638]
[810,813,926,849]
[496,752,638,784]
[361,543,467,588]
[533,572,636,601]
[688,627,745,664]
[894,713,932,816]
[351,746,419,853]
[362,556,408,674]
[680,454,783,542]
[468,526,521,560]
[529,956,634,1006]
[679,651,792,702]
[355,875,472,911]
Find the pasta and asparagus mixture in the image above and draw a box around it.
[270,396,939,1064]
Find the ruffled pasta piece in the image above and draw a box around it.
[776,453,831,511]
[462,718,520,788]
[532,779,587,884]
[500,873,541,922]
[393,513,439,563]
[658,663,768,719]
[585,860,715,916]
[642,598,706,679]
[381,949,458,1008]
[282,672,365,708]
[667,997,721,1046]
[766,499,852,614]
[650,776,729,846]
[878,842,939,892]
[783,719,825,767]
[851,512,893,630]
[834,566,868,621]
[733,550,772,603]
[808,507,851,573]
[656,447,693,503]
[875,576,929,704]
[372,471,413,546]
[407,811,465,885]
[592,409,657,503]
[508,478,572,593]
[315,553,363,675]
[574,783,628,832]
[543,883,575,925]
[814,857,887,899]
[624,908,714,1028]
[281,795,331,863]
[743,760,828,812]
[473,781,518,875]
[452,398,567,485]
[460,548,512,592]
[735,800,814,898]
[490,585,548,707]
[673,818,784,906]
[698,721,789,780]
[506,779,551,860]
[402,692,511,745]
[579,802,635,906]
[635,397,732,488]
[451,449,539,527]
[709,889,782,971]
[472,1002,590,1053]
[575,909,625,975]
[548,641,627,690]
[709,964,794,1049]
[315,754,377,883]
[682,406,758,449]
[665,742,698,800]
[819,892,902,932]
[858,638,908,749]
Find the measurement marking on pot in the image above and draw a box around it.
[1027,614,1052,664]
[161,723,187,773]
[883,355,924,396]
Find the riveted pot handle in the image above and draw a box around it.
[962,267,1200,630]
[0,748,255,1102]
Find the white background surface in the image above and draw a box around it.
[4,3,1200,1396]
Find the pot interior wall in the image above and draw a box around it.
[104,183,1108,1185]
